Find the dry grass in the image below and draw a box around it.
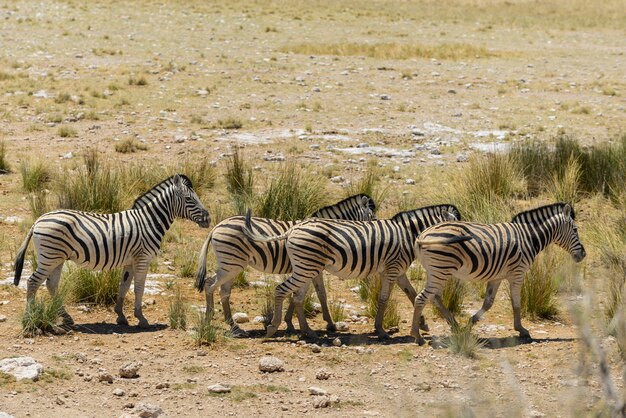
[114,137,148,154]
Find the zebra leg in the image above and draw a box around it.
[26,265,54,302]
[509,276,530,338]
[312,274,335,332]
[284,297,298,335]
[219,280,248,338]
[267,274,303,338]
[131,263,151,328]
[45,265,73,326]
[292,283,317,339]
[115,266,134,326]
[471,280,501,324]
[396,273,429,332]
[411,274,442,345]
[374,275,394,340]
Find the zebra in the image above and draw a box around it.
[409,203,586,345]
[242,204,461,339]
[194,194,377,337]
[13,174,210,328]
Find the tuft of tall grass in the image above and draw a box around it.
[20,159,53,193]
[257,282,277,329]
[66,265,120,306]
[21,287,69,336]
[27,190,51,219]
[57,126,77,138]
[115,137,148,154]
[346,162,387,209]
[329,299,346,323]
[171,156,216,196]
[547,156,581,204]
[280,42,499,61]
[433,277,466,319]
[520,249,562,320]
[56,149,123,212]
[168,287,188,330]
[446,319,485,358]
[217,117,243,130]
[175,244,197,278]
[233,271,248,288]
[0,141,10,174]
[364,275,400,329]
[192,311,218,346]
[225,150,254,215]
[256,164,327,221]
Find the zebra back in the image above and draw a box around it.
[391,204,461,236]
[311,194,376,221]
[512,202,575,224]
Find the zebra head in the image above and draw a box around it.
[554,204,586,262]
[173,174,211,228]
[360,195,377,221]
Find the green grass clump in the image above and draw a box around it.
[258,283,276,329]
[280,42,499,61]
[21,291,67,336]
[217,117,243,130]
[168,287,188,330]
[330,299,346,323]
[364,275,400,329]
[346,162,387,210]
[20,159,53,192]
[115,137,148,154]
[176,244,197,278]
[57,126,77,138]
[0,141,10,174]
[225,150,254,215]
[433,277,466,319]
[173,157,216,196]
[27,190,51,219]
[128,76,148,86]
[547,156,581,204]
[66,266,120,306]
[56,149,123,212]
[233,271,248,288]
[446,320,485,359]
[520,249,563,320]
[192,311,218,346]
[256,163,327,221]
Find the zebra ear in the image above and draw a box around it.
[443,210,457,221]
[563,204,572,219]
[361,196,369,206]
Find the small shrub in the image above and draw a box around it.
[171,157,216,195]
[128,76,148,86]
[192,311,218,346]
[433,277,466,318]
[27,190,51,219]
[329,299,346,323]
[257,282,277,328]
[20,159,53,192]
[57,126,77,138]
[217,117,243,130]
[225,150,254,215]
[0,141,10,173]
[547,156,581,204]
[364,275,400,329]
[21,289,67,336]
[176,245,197,278]
[169,287,188,330]
[256,163,327,221]
[233,271,248,288]
[67,266,120,306]
[346,162,387,209]
[115,137,148,154]
[520,249,563,320]
[446,319,485,358]
[303,290,317,319]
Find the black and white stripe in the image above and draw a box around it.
[14,174,210,328]
[195,194,376,336]
[243,204,461,339]
[410,203,586,345]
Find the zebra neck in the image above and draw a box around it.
[139,193,175,233]
[520,220,558,258]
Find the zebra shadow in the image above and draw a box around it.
[72,322,168,335]
[258,329,417,346]
[480,335,578,349]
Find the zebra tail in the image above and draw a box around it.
[416,235,473,246]
[195,230,214,292]
[242,209,289,243]
[14,224,35,286]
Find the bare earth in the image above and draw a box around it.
[0,1,625,417]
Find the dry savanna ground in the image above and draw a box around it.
[0,0,625,417]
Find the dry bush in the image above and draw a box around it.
[225,150,254,215]
[0,141,10,174]
[433,277,466,319]
[20,159,53,192]
[115,137,148,154]
[520,248,565,320]
[169,287,188,330]
[346,161,387,210]
[446,319,485,359]
[66,265,120,306]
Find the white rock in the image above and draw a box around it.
[316,369,331,380]
[456,154,468,162]
[335,321,349,331]
[0,412,16,418]
[119,361,141,378]
[259,356,284,373]
[113,388,125,396]
[405,179,416,185]
[135,402,162,418]
[330,176,344,183]
[61,152,73,159]
[309,386,328,396]
[3,216,24,225]
[313,396,330,408]
[252,316,266,324]
[310,344,322,353]
[0,357,43,381]
[207,383,231,393]
[232,313,249,324]
[332,338,342,347]
[0,315,6,322]
[98,371,114,383]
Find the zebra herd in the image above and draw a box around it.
[14,174,586,345]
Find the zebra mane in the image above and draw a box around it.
[512,202,575,224]
[131,174,194,209]
[310,194,376,217]
[391,204,462,222]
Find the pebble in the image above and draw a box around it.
[259,356,284,373]
[309,386,328,396]
[417,382,432,391]
[313,396,330,408]
[335,321,349,331]
[316,369,331,380]
[98,371,114,384]
[332,338,342,347]
[0,315,6,323]
[134,402,162,418]
[207,384,231,394]
[252,316,266,324]
[155,382,170,389]
[0,357,43,381]
[143,298,156,306]
[232,313,249,324]
[330,176,344,183]
[456,154,468,163]
[119,361,141,378]
[113,388,125,397]
[310,344,322,353]
[380,94,391,100]
[405,179,416,185]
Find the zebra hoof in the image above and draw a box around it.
[230,326,249,338]
[137,319,150,329]
[265,325,278,338]
[285,325,297,335]
[419,316,430,332]
[416,336,426,346]
[117,317,129,326]
[377,332,391,340]
[326,323,337,333]
[62,315,75,326]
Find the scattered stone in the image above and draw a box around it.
[528,410,545,418]
[0,412,15,418]
[135,402,162,418]
[252,316,266,324]
[380,94,391,100]
[98,371,114,384]
[232,313,249,324]
[143,298,156,306]
[0,357,43,381]
[0,315,6,323]
[259,356,284,373]
[332,338,342,347]
[356,143,369,148]
[330,176,344,183]
[335,321,349,331]
[173,135,187,143]
[309,386,328,396]
[3,216,24,225]
[405,179,416,185]
[61,152,73,159]
[456,154,468,163]
[155,382,170,389]
[312,87,321,92]
[119,361,141,379]
[417,382,431,392]
[207,384,231,394]
[196,89,209,96]
[313,396,330,408]
[263,154,286,162]
[316,369,331,380]
[113,388,125,397]
[310,344,322,353]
